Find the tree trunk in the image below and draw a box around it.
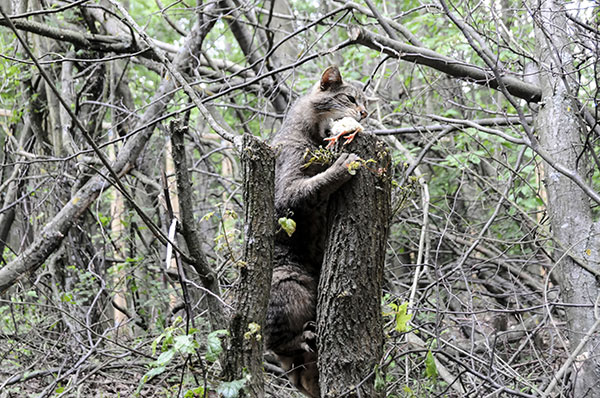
[165,138,181,312]
[171,122,226,331]
[222,134,275,397]
[533,0,600,395]
[0,120,34,259]
[317,133,391,398]
[108,137,130,338]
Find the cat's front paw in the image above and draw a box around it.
[333,153,360,175]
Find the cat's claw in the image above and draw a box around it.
[300,321,317,352]
[324,129,360,149]
[325,117,364,149]
[342,130,358,145]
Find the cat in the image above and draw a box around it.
[264,65,368,397]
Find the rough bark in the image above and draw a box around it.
[317,133,391,398]
[0,17,152,56]
[0,114,34,259]
[533,0,600,396]
[170,122,226,331]
[222,134,275,397]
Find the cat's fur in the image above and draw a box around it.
[265,66,368,397]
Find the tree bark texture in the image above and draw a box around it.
[317,133,391,398]
[222,134,275,397]
[533,0,600,395]
[171,122,226,331]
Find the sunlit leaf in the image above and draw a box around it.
[278,217,296,237]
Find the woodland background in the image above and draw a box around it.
[0,0,599,397]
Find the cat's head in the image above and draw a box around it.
[309,65,368,122]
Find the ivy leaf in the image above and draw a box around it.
[278,217,296,237]
[206,330,228,362]
[424,350,438,381]
[217,378,246,398]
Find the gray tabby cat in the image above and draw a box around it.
[265,65,368,397]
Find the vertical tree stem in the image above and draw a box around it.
[222,134,275,397]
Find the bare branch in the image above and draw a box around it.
[348,25,542,103]
[0,5,221,293]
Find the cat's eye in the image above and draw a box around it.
[347,95,357,104]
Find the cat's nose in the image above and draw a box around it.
[360,109,368,119]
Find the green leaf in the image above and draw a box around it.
[424,350,438,381]
[347,159,362,175]
[155,349,175,366]
[136,365,167,394]
[442,108,460,118]
[225,209,238,219]
[374,364,385,391]
[244,322,261,341]
[206,329,228,362]
[173,335,197,355]
[278,217,296,237]
[184,386,205,397]
[145,365,167,381]
[151,334,164,356]
[393,302,412,333]
[217,378,246,398]
[60,293,74,304]
[201,211,215,222]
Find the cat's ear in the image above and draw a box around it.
[320,66,343,91]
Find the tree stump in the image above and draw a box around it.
[317,133,391,398]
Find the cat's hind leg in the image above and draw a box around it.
[265,264,319,397]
